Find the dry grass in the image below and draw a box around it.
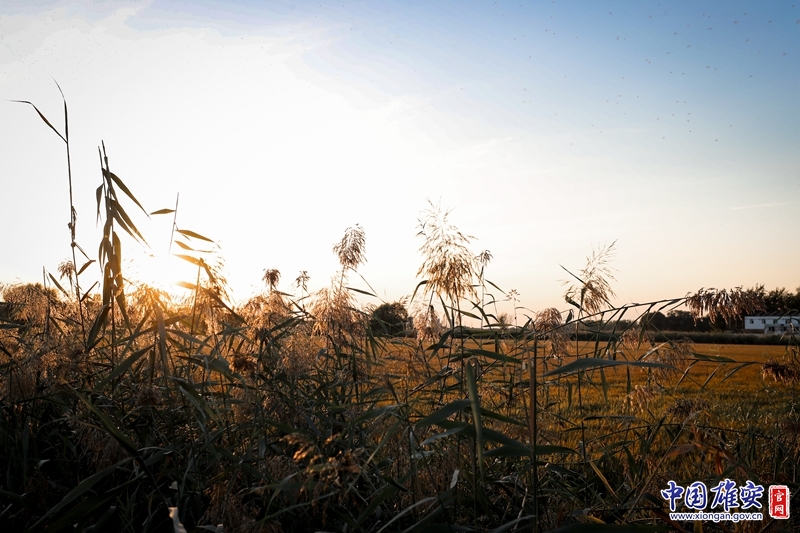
[2,100,797,532]
[562,240,617,315]
[686,287,766,326]
[416,200,478,305]
[4,277,797,532]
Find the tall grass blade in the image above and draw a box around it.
[86,304,111,349]
[466,362,485,480]
[103,169,149,216]
[27,462,127,532]
[76,259,95,276]
[415,399,470,429]
[10,100,66,142]
[376,497,437,533]
[176,228,214,242]
[76,393,138,455]
[544,358,677,377]
[47,273,70,299]
[487,515,535,533]
[94,344,153,392]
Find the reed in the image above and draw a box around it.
[0,91,797,533]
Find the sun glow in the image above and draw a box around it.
[124,249,195,299]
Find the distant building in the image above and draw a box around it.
[744,313,799,334]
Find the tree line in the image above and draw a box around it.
[642,285,800,332]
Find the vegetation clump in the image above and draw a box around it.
[1,91,798,533]
[368,301,410,337]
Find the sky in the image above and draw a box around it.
[1,0,798,317]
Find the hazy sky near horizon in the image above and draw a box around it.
[1,0,798,315]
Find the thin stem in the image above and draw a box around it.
[102,145,118,365]
[531,336,539,532]
[167,192,179,256]
[190,263,201,340]
[575,295,587,463]
[57,83,86,343]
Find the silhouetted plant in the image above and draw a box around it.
[368,301,410,336]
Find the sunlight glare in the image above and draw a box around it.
[124,249,195,298]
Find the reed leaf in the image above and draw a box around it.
[103,169,148,217]
[11,99,66,142]
[86,304,111,349]
[415,399,471,429]
[94,344,153,392]
[176,228,215,243]
[47,273,70,299]
[544,358,678,377]
[27,462,128,532]
[466,361,485,480]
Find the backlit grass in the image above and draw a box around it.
[1,89,798,533]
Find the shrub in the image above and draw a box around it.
[368,301,410,336]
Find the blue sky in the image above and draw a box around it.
[1,0,798,314]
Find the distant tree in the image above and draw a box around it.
[740,285,800,315]
[764,287,795,314]
[641,311,666,331]
[686,286,767,331]
[744,284,767,302]
[616,319,633,330]
[788,287,800,313]
[662,310,696,331]
[368,302,410,337]
[639,310,713,332]
[708,315,728,332]
[496,312,512,330]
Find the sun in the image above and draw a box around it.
[124,249,194,298]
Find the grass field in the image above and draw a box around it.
[6,274,799,533]
[4,247,799,533]
[381,337,800,428]
[2,99,798,532]
[568,342,795,417]
[374,334,800,530]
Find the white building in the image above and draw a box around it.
[744,314,799,334]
